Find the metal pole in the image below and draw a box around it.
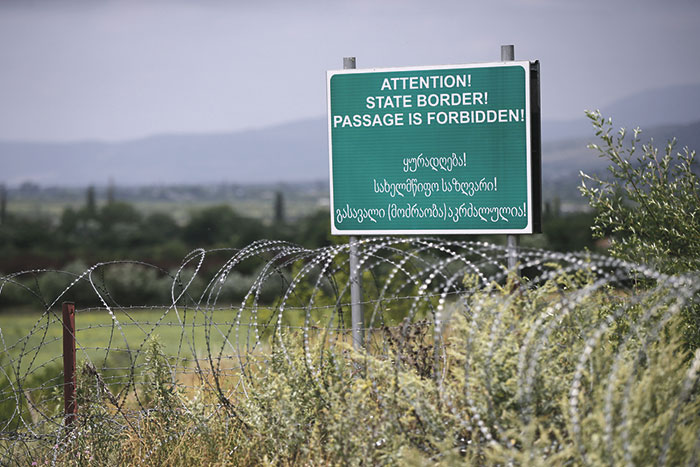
[62,301,77,427]
[343,56,356,72]
[501,45,519,272]
[349,238,363,349]
[501,44,514,62]
[344,56,364,350]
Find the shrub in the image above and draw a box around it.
[580,110,700,274]
[580,111,700,348]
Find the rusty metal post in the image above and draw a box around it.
[62,301,77,427]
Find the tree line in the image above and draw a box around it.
[0,193,600,275]
[0,197,331,273]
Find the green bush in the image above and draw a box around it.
[580,111,700,274]
[580,111,700,349]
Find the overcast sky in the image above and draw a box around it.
[1,0,699,142]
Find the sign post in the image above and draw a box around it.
[344,57,364,350]
[502,44,519,272]
[328,51,540,345]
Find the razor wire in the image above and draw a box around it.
[0,238,698,464]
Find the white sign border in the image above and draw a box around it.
[326,60,533,236]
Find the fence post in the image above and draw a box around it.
[62,301,77,427]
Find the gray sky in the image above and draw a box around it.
[1,0,699,142]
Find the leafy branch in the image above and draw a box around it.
[580,110,700,274]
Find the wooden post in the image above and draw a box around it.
[62,301,77,427]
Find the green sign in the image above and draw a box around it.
[327,61,539,235]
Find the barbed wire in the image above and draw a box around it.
[0,238,699,464]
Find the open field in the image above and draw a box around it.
[0,306,282,379]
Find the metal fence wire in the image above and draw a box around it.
[0,238,698,464]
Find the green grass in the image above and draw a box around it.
[0,306,281,381]
[0,305,283,428]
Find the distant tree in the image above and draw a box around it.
[0,184,6,225]
[85,185,97,215]
[140,212,180,245]
[542,196,561,221]
[2,215,54,251]
[293,209,331,248]
[18,181,40,195]
[99,201,142,227]
[95,202,143,249]
[274,190,285,224]
[183,205,266,248]
[59,207,79,234]
[107,178,116,204]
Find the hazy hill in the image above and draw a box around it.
[1,84,699,189]
[543,83,700,142]
[542,119,700,203]
[0,119,328,186]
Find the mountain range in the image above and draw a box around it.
[1,84,699,190]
